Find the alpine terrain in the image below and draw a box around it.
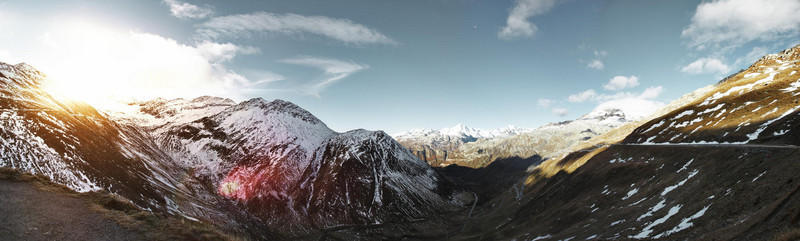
[447,43,800,240]
[0,62,471,240]
[4,42,800,240]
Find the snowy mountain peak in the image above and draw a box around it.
[234,98,324,125]
[0,62,46,86]
[580,108,626,121]
[395,123,530,141]
[440,123,480,137]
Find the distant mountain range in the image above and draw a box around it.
[394,108,636,167]
[4,43,800,240]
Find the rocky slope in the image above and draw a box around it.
[449,43,800,240]
[0,62,469,239]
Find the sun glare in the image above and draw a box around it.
[38,20,225,110]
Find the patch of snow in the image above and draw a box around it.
[673,110,694,120]
[531,234,552,241]
[623,188,639,200]
[643,120,666,133]
[662,169,698,196]
[631,205,682,239]
[699,104,724,115]
[638,199,666,221]
[678,159,693,172]
[654,205,711,238]
[744,72,760,78]
[752,171,767,182]
[746,105,800,141]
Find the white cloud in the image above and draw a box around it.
[682,0,800,51]
[587,59,605,70]
[680,57,731,75]
[281,56,368,97]
[163,0,214,20]
[537,98,556,108]
[594,50,607,57]
[591,98,665,120]
[586,50,607,70]
[552,107,568,116]
[639,86,664,99]
[568,89,596,103]
[603,75,639,91]
[198,12,396,45]
[195,41,260,63]
[498,0,557,40]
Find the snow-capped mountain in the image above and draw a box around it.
[454,43,800,240]
[395,109,634,168]
[393,123,529,143]
[625,45,800,145]
[7,42,800,240]
[393,124,530,166]
[0,61,469,239]
[449,108,633,167]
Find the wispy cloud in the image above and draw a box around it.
[587,60,604,70]
[567,85,665,120]
[281,56,368,97]
[680,57,730,75]
[537,98,556,108]
[682,0,800,52]
[568,89,596,103]
[498,0,558,40]
[734,46,769,67]
[552,107,568,116]
[198,12,396,45]
[162,0,214,20]
[590,98,665,120]
[603,75,639,91]
[587,50,607,70]
[195,41,260,63]
[639,86,664,100]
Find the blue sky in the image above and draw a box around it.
[1,0,799,134]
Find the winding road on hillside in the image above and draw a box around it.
[616,143,800,149]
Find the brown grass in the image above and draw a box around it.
[0,167,241,241]
[775,228,800,241]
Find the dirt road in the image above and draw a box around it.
[0,180,143,241]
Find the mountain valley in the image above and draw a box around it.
[3,43,800,241]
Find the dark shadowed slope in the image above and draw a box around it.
[449,43,800,240]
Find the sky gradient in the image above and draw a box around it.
[1,0,799,134]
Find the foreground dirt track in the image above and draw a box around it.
[0,180,143,241]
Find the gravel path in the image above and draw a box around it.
[0,180,143,241]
